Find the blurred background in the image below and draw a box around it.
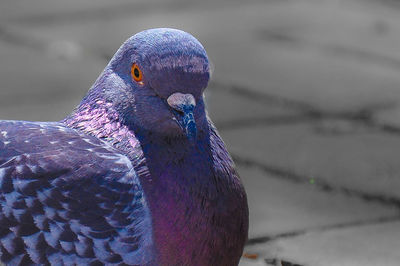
[2,0,400,265]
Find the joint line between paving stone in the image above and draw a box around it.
[233,154,400,209]
[246,215,400,246]
[2,24,400,138]
[210,81,400,136]
[4,0,269,26]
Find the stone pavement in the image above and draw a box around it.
[2,0,400,265]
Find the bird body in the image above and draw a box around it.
[0,28,248,265]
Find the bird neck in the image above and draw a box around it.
[135,125,212,174]
[133,124,247,265]
[64,106,246,264]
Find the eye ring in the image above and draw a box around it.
[131,63,143,83]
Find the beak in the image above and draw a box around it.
[167,92,197,141]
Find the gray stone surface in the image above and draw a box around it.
[237,166,397,238]
[221,123,400,199]
[0,41,103,121]
[248,220,400,266]
[206,86,299,128]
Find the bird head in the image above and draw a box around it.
[97,28,210,141]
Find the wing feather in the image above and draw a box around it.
[0,121,155,265]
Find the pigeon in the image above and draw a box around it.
[0,28,249,265]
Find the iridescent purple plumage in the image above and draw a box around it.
[0,121,154,265]
[0,28,248,265]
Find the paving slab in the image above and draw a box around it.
[238,163,399,265]
[0,0,255,25]
[205,86,299,127]
[0,0,172,22]
[221,123,400,200]
[374,107,400,128]
[203,0,400,113]
[247,220,400,266]
[7,0,400,116]
[0,40,106,121]
[236,166,397,238]
[1,0,252,61]
[239,258,268,266]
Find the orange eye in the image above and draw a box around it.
[131,63,143,82]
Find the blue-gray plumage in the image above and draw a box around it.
[0,28,248,265]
